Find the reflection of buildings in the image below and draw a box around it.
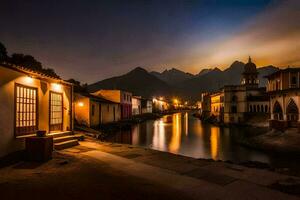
[201,57,269,124]
[266,68,300,130]
[153,120,166,150]
[169,113,182,153]
[210,127,220,160]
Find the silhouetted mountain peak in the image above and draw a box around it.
[151,67,194,85]
[128,66,148,74]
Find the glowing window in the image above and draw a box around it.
[15,84,38,136]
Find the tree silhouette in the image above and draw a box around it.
[9,53,60,78]
[0,42,8,63]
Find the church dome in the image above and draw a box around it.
[244,56,257,74]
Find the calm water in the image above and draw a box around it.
[106,112,300,167]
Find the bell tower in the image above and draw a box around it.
[241,56,259,87]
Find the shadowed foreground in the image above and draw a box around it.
[0,139,299,200]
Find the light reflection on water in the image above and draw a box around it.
[105,112,300,166]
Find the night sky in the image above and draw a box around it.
[1,0,299,83]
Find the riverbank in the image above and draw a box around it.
[192,113,300,155]
[76,111,182,140]
[1,138,300,199]
[239,129,300,154]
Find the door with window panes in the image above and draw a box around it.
[15,84,38,137]
[49,92,63,132]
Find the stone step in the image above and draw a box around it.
[54,139,79,150]
[53,135,76,144]
[49,131,73,138]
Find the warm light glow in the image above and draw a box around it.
[153,119,166,151]
[24,76,34,84]
[169,113,182,153]
[210,127,220,160]
[51,83,62,92]
[78,102,84,107]
[159,97,164,100]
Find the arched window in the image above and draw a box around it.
[265,105,268,113]
[249,105,252,112]
[261,105,264,113]
[232,95,237,102]
[257,105,260,112]
[253,105,256,112]
[273,101,283,120]
[286,99,299,123]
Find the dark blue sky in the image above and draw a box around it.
[1,0,298,83]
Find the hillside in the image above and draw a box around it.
[87,63,279,101]
[150,68,194,85]
[87,67,173,98]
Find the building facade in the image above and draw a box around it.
[92,89,132,119]
[141,98,153,114]
[74,92,120,127]
[201,57,270,124]
[132,96,142,115]
[223,57,269,124]
[266,68,300,130]
[152,98,169,112]
[200,93,211,119]
[0,64,73,158]
[210,92,224,122]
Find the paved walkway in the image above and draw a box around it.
[0,139,299,200]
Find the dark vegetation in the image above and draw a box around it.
[0,42,59,78]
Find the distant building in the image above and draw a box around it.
[202,57,270,124]
[132,96,142,115]
[92,89,132,119]
[266,68,300,130]
[74,92,120,127]
[223,57,269,124]
[0,64,73,158]
[141,98,153,114]
[201,93,211,119]
[210,92,224,122]
[153,98,169,112]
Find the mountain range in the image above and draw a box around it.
[87,61,279,100]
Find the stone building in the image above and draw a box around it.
[266,68,300,130]
[223,57,269,124]
[210,92,224,122]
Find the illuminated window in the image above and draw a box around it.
[15,84,38,136]
[50,92,63,131]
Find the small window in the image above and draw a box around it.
[249,105,252,112]
[231,106,237,113]
[91,104,95,116]
[265,105,268,113]
[291,76,297,85]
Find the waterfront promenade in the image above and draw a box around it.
[0,138,299,200]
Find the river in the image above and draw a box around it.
[105,112,300,169]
